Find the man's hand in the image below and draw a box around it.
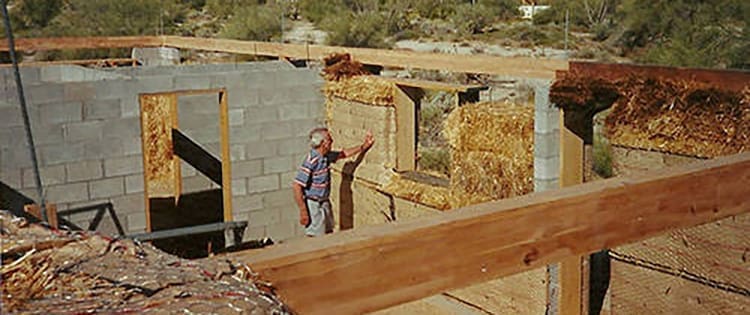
[362,131,375,150]
[299,210,310,227]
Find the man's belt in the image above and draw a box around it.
[305,196,329,203]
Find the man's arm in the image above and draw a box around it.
[338,131,375,160]
[292,182,309,226]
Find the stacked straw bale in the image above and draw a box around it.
[382,172,452,210]
[444,101,534,208]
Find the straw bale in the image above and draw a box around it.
[322,53,370,81]
[324,76,398,107]
[382,173,451,210]
[444,101,534,207]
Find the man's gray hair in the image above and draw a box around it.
[309,127,328,148]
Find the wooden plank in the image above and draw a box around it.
[0,36,162,51]
[172,129,222,185]
[219,89,232,222]
[394,86,416,171]
[0,58,137,67]
[560,110,586,315]
[161,36,567,79]
[45,204,58,229]
[381,77,487,93]
[225,151,750,315]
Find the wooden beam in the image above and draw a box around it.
[162,36,568,79]
[172,129,222,185]
[394,86,417,171]
[0,58,137,67]
[0,36,162,51]
[0,36,567,78]
[559,111,586,315]
[219,89,233,222]
[225,151,750,315]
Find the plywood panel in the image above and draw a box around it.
[448,268,548,314]
[139,94,180,199]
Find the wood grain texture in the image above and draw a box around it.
[225,151,750,315]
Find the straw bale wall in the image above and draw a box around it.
[325,76,545,314]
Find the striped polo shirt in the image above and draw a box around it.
[294,149,341,200]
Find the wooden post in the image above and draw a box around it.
[219,89,232,222]
[559,109,586,315]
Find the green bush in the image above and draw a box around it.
[298,0,347,24]
[592,134,613,178]
[321,12,388,48]
[450,3,495,36]
[221,4,283,41]
[205,0,264,20]
[418,147,451,177]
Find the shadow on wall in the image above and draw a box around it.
[338,151,366,231]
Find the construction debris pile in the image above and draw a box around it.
[0,211,289,314]
[444,101,534,207]
[551,73,750,158]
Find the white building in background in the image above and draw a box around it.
[519,5,551,19]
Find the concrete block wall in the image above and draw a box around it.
[0,61,324,242]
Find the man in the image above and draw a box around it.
[293,127,374,236]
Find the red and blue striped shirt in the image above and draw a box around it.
[294,149,341,200]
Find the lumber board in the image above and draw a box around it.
[172,129,222,185]
[162,36,567,79]
[225,151,750,315]
[394,86,417,171]
[219,89,232,222]
[0,36,162,51]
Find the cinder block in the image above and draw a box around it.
[290,119,321,137]
[89,177,124,199]
[112,193,144,215]
[22,164,65,188]
[1,146,33,169]
[174,75,212,91]
[179,112,219,134]
[133,75,175,94]
[0,168,22,188]
[45,182,88,204]
[40,143,85,165]
[245,107,277,124]
[25,123,65,146]
[64,121,104,142]
[263,156,293,175]
[230,144,245,161]
[278,104,309,121]
[279,171,297,188]
[230,123,262,143]
[534,108,560,135]
[277,137,308,156]
[122,137,142,155]
[262,189,294,210]
[534,155,559,181]
[38,102,82,125]
[241,226,267,242]
[84,138,125,159]
[26,84,64,105]
[18,67,41,84]
[125,174,144,194]
[226,87,260,108]
[231,178,247,196]
[182,175,214,193]
[126,212,147,233]
[534,178,559,192]
[266,219,302,242]
[248,208,281,228]
[84,99,121,120]
[103,117,142,139]
[534,130,560,159]
[64,82,96,102]
[119,94,140,118]
[233,160,262,178]
[0,106,22,127]
[259,87,297,106]
[233,194,263,213]
[244,141,278,160]
[94,80,136,100]
[66,160,103,182]
[247,174,279,193]
[181,161,197,177]
[229,108,244,126]
[261,122,293,141]
[104,155,142,177]
[307,101,325,120]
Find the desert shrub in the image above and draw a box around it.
[321,12,388,48]
[221,4,283,41]
[450,3,495,36]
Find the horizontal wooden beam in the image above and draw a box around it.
[0,36,162,51]
[161,36,567,79]
[0,58,137,67]
[172,129,222,186]
[0,36,567,78]
[226,151,750,314]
